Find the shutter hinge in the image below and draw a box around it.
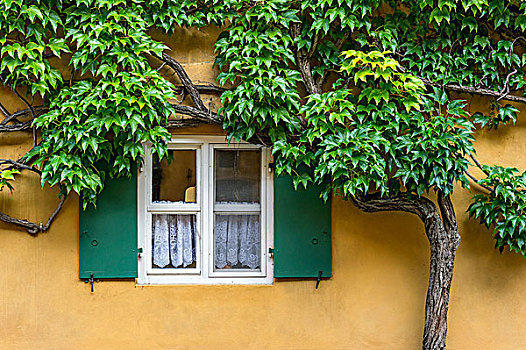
[268,247,274,257]
[268,162,275,173]
[137,247,143,259]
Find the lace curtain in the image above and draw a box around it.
[215,215,260,269]
[152,214,196,268]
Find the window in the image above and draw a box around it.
[79,136,331,284]
[137,136,273,284]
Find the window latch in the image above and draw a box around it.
[84,273,98,293]
[315,270,323,289]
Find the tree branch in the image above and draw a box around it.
[164,119,210,128]
[290,23,321,96]
[349,192,437,223]
[0,192,66,236]
[437,191,460,245]
[469,153,489,176]
[159,52,208,111]
[42,192,67,231]
[173,84,226,95]
[0,211,42,235]
[0,140,65,235]
[0,121,32,132]
[308,32,320,59]
[10,88,36,143]
[0,101,11,118]
[0,158,41,174]
[464,171,493,192]
[419,76,526,104]
[170,104,222,125]
[0,105,46,125]
[497,69,518,101]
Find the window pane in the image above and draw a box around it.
[214,150,260,204]
[214,214,260,270]
[152,214,197,269]
[152,150,196,203]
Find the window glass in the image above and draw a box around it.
[214,150,260,204]
[214,214,261,271]
[152,214,197,269]
[152,150,196,203]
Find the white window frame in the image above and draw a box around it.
[137,135,274,285]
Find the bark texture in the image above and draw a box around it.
[290,23,322,96]
[351,192,460,350]
[421,192,460,350]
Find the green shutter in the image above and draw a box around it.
[273,174,331,278]
[79,173,138,279]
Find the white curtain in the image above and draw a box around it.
[153,214,195,268]
[215,215,260,269]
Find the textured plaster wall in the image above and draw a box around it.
[0,26,525,350]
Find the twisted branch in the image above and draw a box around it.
[469,153,489,176]
[170,104,222,125]
[160,52,208,111]
[0,147,66,235]
[0,158,41,174]
[0,101,11,118]
[0,190,67,236]
[497,69,518,102]
[0,106,46,133]
[0,105,46,125]
[349,192,437,223]
[437,191,459,242]
[173,84,226,95]
[0,121,32,132]
[465,171,493,193]
[418,76,526,104]
[290,22,321,96]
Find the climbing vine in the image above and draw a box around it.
[2,0,526,348]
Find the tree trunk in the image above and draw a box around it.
[349,192,460,350]
[422,192,461,350]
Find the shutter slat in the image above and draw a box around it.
[79,174,138,279]
[274,174,331,278]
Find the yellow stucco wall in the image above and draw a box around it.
[1,27,526,350]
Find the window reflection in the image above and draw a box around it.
[214,150,261,204]
[152,150,197,203]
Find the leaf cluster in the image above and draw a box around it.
[0,0,213,206]
[3,0,526,255]
[469,166,526,255]
[0,169,20,193]
[212,0,526,255]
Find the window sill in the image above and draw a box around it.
[136,275,273,285]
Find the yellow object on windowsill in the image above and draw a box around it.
[184,186,196,203]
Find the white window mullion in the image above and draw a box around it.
[202,141,211,279]
[260,150,268,277]
[207,142,215,279]
[137,143,149,284]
